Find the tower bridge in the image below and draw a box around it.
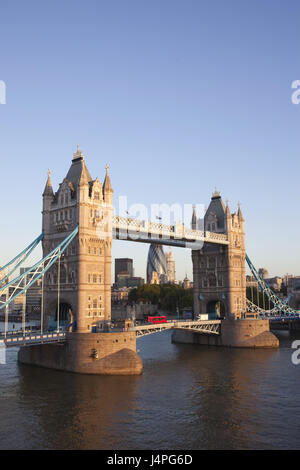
[0,319,221,348]
[0,146,295,374]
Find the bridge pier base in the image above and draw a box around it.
[172,319,279,348]
[18,332,143,375]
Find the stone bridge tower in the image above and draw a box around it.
[192,190,246,319]
[42,146,113,333]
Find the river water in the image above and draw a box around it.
[0,326,299,450]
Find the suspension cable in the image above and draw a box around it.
[22,274,27,335]
[57,252,61,332]
[0,226,78,311]
[246,254,298,316]
[0,234,43,286]
[41,271,44,335]
[5,301,8,340]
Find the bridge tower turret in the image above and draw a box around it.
[102,164,114,325]
[191,204,197,230]
[192,190,246,319]
[42,146,113,332]
[42,169,54,236]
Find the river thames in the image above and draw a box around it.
[0,327,299,450]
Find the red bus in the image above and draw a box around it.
[148,315,167,324]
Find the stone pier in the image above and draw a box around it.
[172,319,279,348]
[18,331,143,375]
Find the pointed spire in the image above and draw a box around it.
[238,201,244,222]
[103,164,113,204]
[73,144,83,160]
[191,204,197,229]
[225,199,231,218]
[212,187,221,199]
[66,146,92,187]
[43,169,54,197]
[103,163,113,193]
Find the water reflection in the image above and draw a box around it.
[0,329,299,449]
[17,364,142,449]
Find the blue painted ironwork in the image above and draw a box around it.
[0,233,43,285]
[0,226,79,310]
[246,254,299,316]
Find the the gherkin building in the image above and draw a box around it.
[146,244,167,284]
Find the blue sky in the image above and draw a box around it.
[0,0,299,280]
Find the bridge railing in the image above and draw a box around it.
[129,319,221,338]
[1,331,66,347]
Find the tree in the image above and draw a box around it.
[128,283,193,313]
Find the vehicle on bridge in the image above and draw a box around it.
[147,315,167,324]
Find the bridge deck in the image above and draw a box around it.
[0,332,66,348]
[131,319,221,337]
[112,216,229,247]
[1,320,221,347]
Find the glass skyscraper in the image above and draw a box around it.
[146,244,167,284]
